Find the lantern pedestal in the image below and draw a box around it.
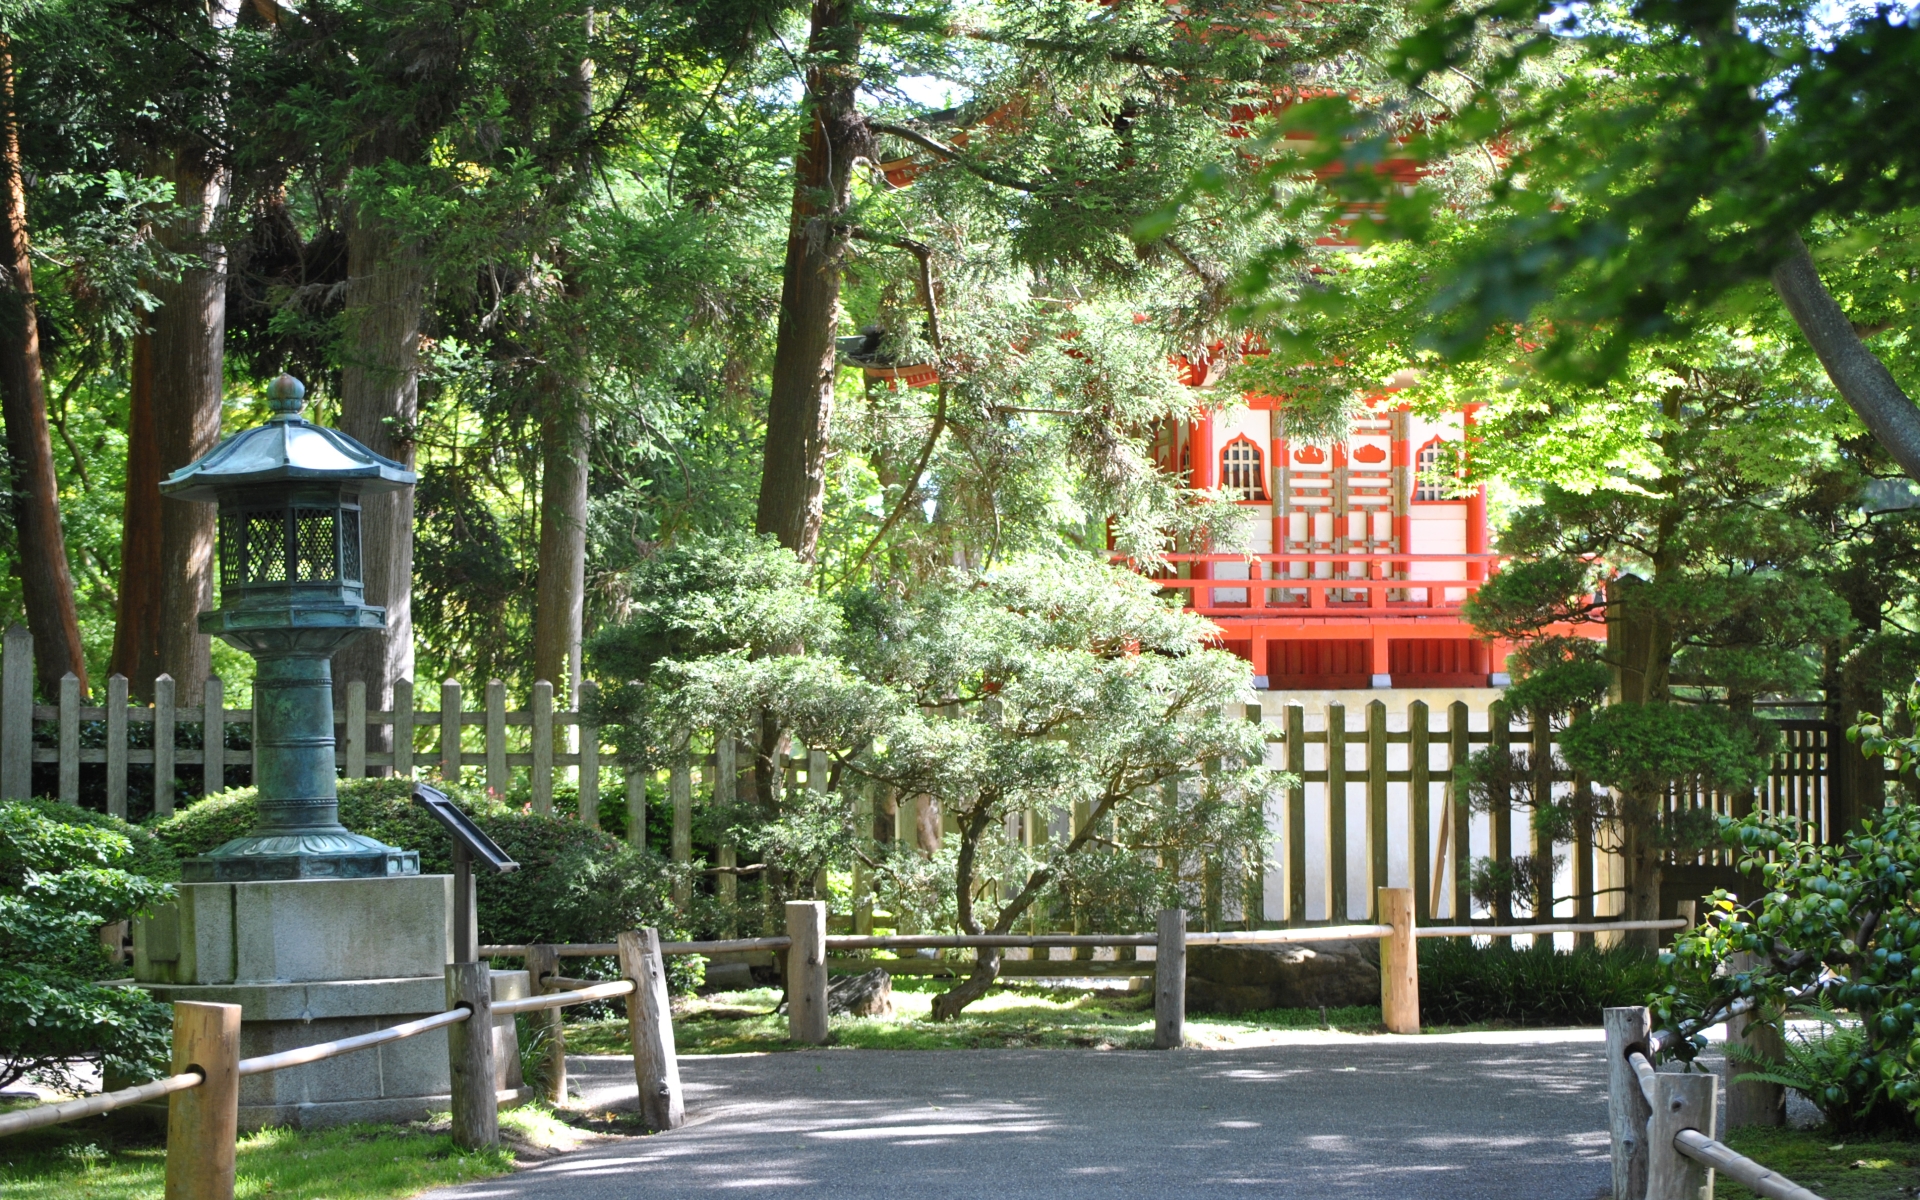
[131,875,530,1128]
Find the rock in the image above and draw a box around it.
[827,968,893,1017]
[1184,939,1379,1014]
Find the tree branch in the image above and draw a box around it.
[1772,233,1920,485]
[867,121,1043,193]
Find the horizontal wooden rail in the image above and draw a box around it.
[1673,1129,1825,1200]
[1415,918,1687,938]
[236,1007,471,1078]
[1627,1049,1659,1106]
[0,1070,203,1137]
[825,933,1158,950]
[493,979,634,1016]
[1184,924,1393,945]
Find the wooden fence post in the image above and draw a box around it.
[1648,1072,1717,1200]
[446,961,497,1149]
[1409,700,1431,925]
[1286,704,1306,925]
[1449,701,1472,923]
[1379,887,1419,1033]
[670,728,692,909]
[786,900,829,1045]
[393,677,414,778]
[525,944,566,1107]
[58,671,79,803]
[440,680,462,783]
[627,769,646,850]
[1367,700,1388,919]
[577,680,600,827]
[1490,698,1514,937]
[1327,702,1348,921]
[154,674,176,816]
[484,679,507,795]
[1605,1006,1653,1200]
[531,680,553,814]
[107,673,128,818]
[1726,953,1785,1128]
[0,625,29,801]
[164,1000,240,1200]
[203,677,224,796]
[1154,907,1186,1050]
[618,928,685,1130]
[344,679,366,778]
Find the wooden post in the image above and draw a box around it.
[154,674,176,816]
[1287,704,1306,925]
[344,679,366,778]
[1367,700,1388,919]
[484,679,507,795]
[107,673,129,818]
[1449,701,1472,923]
[618,928,685,1130]
[1532,709,1554,920]
[670,728,692,909]
[1379,886,1418,1033]
[1648,1072,1717,1200]
[393,677,414,778]
[852,781,874,935]
[1409,701,1432,924]
[577,680,600,827]
[627,769,646,850]
[164,1000,240,1200]
[0,625,30,802]
[1327,703,1348,921]
[531,680,554,814]
[1154,907,1186,1049]
[1605,1006,1654,1200]
[202,677,223,796]
[440,679,462,783]
[58,671,78,803]
[715,732,736,932]
[1490,699,1514,937]
[445,961,498,1149]
[525,944,566,1107]
[786,900,829,1045]
[1726,954,1786,1128]
[807,747,830,908]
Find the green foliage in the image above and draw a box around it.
[0,802,173,1091]
[1559,703,1773,801]
[1415,937,1666,1027]
[1655,804,1920,1132]
[151,780,683,949]
[1724,997,1881,1131]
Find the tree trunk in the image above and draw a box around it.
[109,331,163,693]
[532,273,590,704]
[330,201,424,728]
[0,37,85,699]
[754,0,865,562]
[1772,234,1920,486]
[148,155,230,705]
[1621,796,1664,953]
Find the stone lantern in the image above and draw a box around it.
[161,373,419,882]
[134,374,531,1129]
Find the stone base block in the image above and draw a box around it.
[134,875,454,986]
[142,971,529,1130]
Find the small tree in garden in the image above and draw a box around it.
[1656,802,1920,1133]
[0,800,174,1090]
[1459,345,1850,942]
[596,540,1278,1019]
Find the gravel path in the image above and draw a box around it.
[423,1030,1624,1199]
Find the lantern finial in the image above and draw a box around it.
[267,373,306,418]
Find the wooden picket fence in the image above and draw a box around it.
[0,625,1852,934]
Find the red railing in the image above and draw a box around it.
[1148,552,1504,618]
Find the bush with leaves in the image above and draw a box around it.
[0,799,174,1091]
[1417,937,1665,1028]
[1654,804,1920,1132]
[151,779,685,951]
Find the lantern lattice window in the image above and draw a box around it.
[246,512,288,583]
[341,509,361,582]
[294,509,337,581]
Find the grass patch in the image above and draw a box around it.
[1715,1127,1920,1200]
[0,1102,582,1200]
[563,982,1390,1054]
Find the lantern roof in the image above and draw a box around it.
[160,374,416,503]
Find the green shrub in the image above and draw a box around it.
[1656,804,1920,1134]
[151,779,683,949]
[1417,937,1665,1027]
[0,801,173,1089]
